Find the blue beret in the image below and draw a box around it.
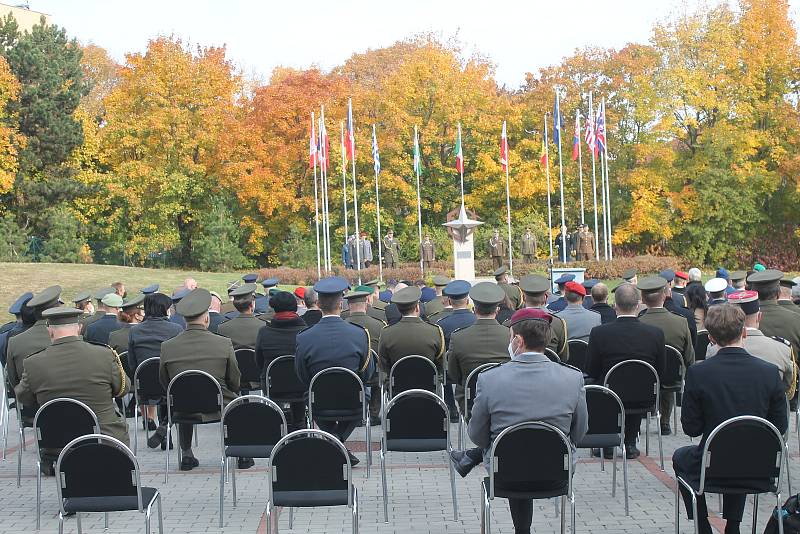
[171,287,191,302]
[313,276,349,295]
[242,273,258,284]
[716,267,730,280]
[554,274,575,285]
[420,286,437,303]
[581,279,598,290]
[379,290,392,303]
[659,269,675,283]
[8,291,33,314]
[443,280,471,299]
[261,278,279,288]
[141,284,160,295]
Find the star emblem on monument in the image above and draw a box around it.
[443,204,483,243]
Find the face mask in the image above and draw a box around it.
[508,338,517,359]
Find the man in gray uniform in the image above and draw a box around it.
[555,281,600,341]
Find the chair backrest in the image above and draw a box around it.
[488,421,573,499]
[663,345,684,386]
[265,355,306,398]
[222,395,286,448]
[583,385,624,442]
[308,367,365,419]
[56,434,145,512]
[544,347,561,363]
[384,389,448,443]
[389,355,438,397]
[699,416,784,494]
[268,429,352,506]
[134,357,163,403]
[34,398,99,452]
[167,370,223,414]
[566,339,589,373]
[604,359,660,408]
[464,363,501,418]
[234,348,260,386]
[695,330,710,361]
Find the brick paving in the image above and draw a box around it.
[0,409,795,533]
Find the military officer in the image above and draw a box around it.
[15,306,130,467]
[707,290,796,397]
[221,281,239,316]
[520,228,537,263]
[637,276,695,435]
[546,273,574,312]
[80,287,115,334]
[257,278,279,320]
[73,290,93,316]
[672,271,689,307]
[437,280,476,348]
[577,224,595,261]
[208,291,225,332]
[421,233,435,270]
[705,278,728,306]
[730,271,747,291]
[622,268,638,286]
[158,288,241,471]
[0,291,33,366]
[169,287,190,328]
[749,270,800,367]
[423,275,448,318]
[779,279,800,315]
[218,283,264,391]
[383,230,400,268]
[85,292,124,345]
[344,286,386,423]
[364,279,388,320]
[488,229,506,269]
[508,275,569,362]
[6,285,62,389]
[141,284,160,295]
[494,266,522,310]
[241,273,267,314]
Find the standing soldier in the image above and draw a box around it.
[383,230,400,269]
[493,266,522,310]
[344,286,386,425]
[347,234,358,270]
[421,233,435,270]
[360,232,374,268]
[520,228,537,263]
[488,229,506,270]
[577,224,594,261]
[218,283,264,392]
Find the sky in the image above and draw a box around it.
[27,0,800,89]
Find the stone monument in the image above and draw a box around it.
[443,205,483,281]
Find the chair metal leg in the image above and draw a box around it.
[457,417,463,450]
[134,403,139,455]
[157,493,164,534]
[560,494,566,534]
[265,502,272,534]
[752,494,759,534]
[622,444,630,516]
[718,494,722,515]
[219,458,225,529]
[36,461,41,530]
[786,443,793,496]
[611,445,617,497]
[554,497,559,515]
[232,460,237,507]
[145,504,151,534]
[77,512,83,534]
[194,424,198,446]
[796,407,800,456]
[16,425,22,487]
[448,449,458,521]
[645,412,650,456]
[480,481,486,534]
[104,511,109,530]
[2,401,9,460]
[352,487,359,534]
[674,478,680,534]
[288,507,293,529]
[366,420,371,478]
[691,492,700,534]
[658,414,665,470]
[600,450,605,472]
[381,449,388,522]
[673,392,679,435]
[570,494,576,534]
[164,423,170,483]
[777,492,785,534]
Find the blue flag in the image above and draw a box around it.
[553,92,562,146]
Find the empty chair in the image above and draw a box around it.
[663,345,685,435]
[387,355,439,398]
[566,339,589,374]
[574,385,629,515]
[481,421,575,534]
[265,429,358,534]
[381,389,457,522]
[264,355,306,430]
[674,416,786,534]
[133,357,163,454]
[55,434,163,534]
[219,395,286,528]
[234,348,260,394]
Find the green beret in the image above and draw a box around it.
[42,306,84,325]
[176,288,212,318]
[747,269,783,285]
[28,285,63,309]
[101,293,124,308]
[519,275,549,294]
[230,283,257,297]
[432,275,450,287]
[636,276,667,292]
[121,293,145,309]
[469,282,506,306]
[391,286,422,305]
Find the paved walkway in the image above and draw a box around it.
[0,410,795,533]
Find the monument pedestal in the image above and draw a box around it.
[453,233,476,281]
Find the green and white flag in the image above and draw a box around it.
[413,127,421,174]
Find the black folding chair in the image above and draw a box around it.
[674,415,786,534]
[165,370,224,482]
[545,348,561,363]
[458,363,501,449]
[604,359,663,469]
[265,429,358,534]
[33,398,99,529]
[55,434,163,534]
[219,395,286,528]
[663,345,685,435]
[387,355,439,398]
[481,421,575,534]
[381,389,457,522]
[265,355,306,429]
[694,329,710,361]
[575,385,628,515]
[307,367,371,475]
[234,348,260,394]
[567,339,589,374]
[133,357,163,455]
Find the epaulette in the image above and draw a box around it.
[558,361,582,374]
[86,340,114,351]
[481,361,506,373]
[450,325,471,337]
[27,347,47,359]
[771,335,792,348]
[637,309,647,317]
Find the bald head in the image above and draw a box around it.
[614,283,641,315]
[591,283,609,304]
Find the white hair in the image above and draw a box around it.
[688,268,702,282]
[793,277,800,299]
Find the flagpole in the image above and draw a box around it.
[414,125,424,277]
[319,114,330,272]
[502,121,513,276]
[576,111,585,226]
[312,112,321,279]
[372,124,383,282]
[588,92,600,261]
[544,115,553,261]
[603,97,613,260]
[556,91,567,263]
[341,121,348,254]
[349,99,362,285]
[458,122,465,210]
[597,100,609,260]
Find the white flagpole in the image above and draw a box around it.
[340,121,348,254]
[350,99,362,285]
[603,97,613,260]
[318,117,328,271]
[576,110,585,226]
[312,112,321,278]
[502,121,513,276]
[556,91,567,263]
[598,101,609,260]
[544,116,553,261]
[321,108,332,272]
[458,122,465,210]
[373,124,383,282]
[588,92,600,260]
[414,125,424,276]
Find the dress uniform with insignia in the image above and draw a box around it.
[169,287,190,328]
[555,281,601,341]
[506,275,570,362]
[421,234,435,270]
[520,229,537,263]
[493,266,522,310]
[488,230,506,270]
[107,293,145,375]
[257,278,279,320]
[779,279,800,315]
[546,274,574,313]
[436,280,476,348]
[218,283,264,391]
[705,277,728,306]
[424,275,450,318]
[344,286,386,422]
[0,291,32,366]
[383,231,400,269]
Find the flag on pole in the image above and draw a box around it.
[320,116,330,171]
[454,125,463,173]
[552,93,562,146]
[371,126,380,174]
[346,99,355,162]
[584,106,597,156]
[500,121,509,171]
[309,116,317,169]
[413,128,421,174]
[539,137,548,166]
[595,101,607,153]
[571,113,581,161]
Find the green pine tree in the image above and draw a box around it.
[192,202,251,271]
[40,207,89,263]
[0,212,28,261]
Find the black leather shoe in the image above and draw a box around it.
[237,457,255,470]
[179,456,199,471]
[347,450,360,466]
[449,450,479,478]
[626,446,640,459]
[590,448,601,458]
[148,431,165,449]
[160,436,174,450]
[147,419,158,431]
[602,448,615,460]
[40,461,54,476]
[660,425,671,436]
[369,416,381,426]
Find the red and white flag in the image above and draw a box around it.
[309,114,317,169]
[500,121,509,172]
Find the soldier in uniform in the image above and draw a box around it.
[621,268,638,286]
[546,273,574,312]
[0,292,33,366]
[364,279,388,321]
[578,224,595,261]
[239,274,266,315]
[420,233,435,270]
[344,286,386,424]
[508,275,569,362]
[79,287,114,334]
[488,229,506,270]
[207,291,225,333]
[424,275,449,318]
[257,278,279,321]
[221,281,239,317]
[520,228,536,263]
[705,278,728,306]
[493,266,522,310]
[85,293,124,345]
[779,279,800,314]
[360,232,374,267]
[169,287,190,328]
[218,283,264,392]
[16,306,131,472]
[555,225,572,262]
[141,284,160,296]
[158,288,242,471]
[6,285,62,389]
[436,281,475,347]
[706,290,796,397]
[73,291,93,316]
[730,271,747,291]
[671,271,690,308]
[637,276,695,435]
[383,230,400,269]
[108,293,145,370]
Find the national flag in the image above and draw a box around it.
[454,123,463,173]
[539,136,548,167]
[584,106,597,156]
[309,114,317,169]
[500,121,509,172]
[320,115,331,171]
[552,93,562,146]
[371,125,380,175]
[413,127,421,174]
[571,113,581,161]
[346,98,355,162]
[595,101,607,153]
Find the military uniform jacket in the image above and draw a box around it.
[378,316,444,374]
[108,324,132,356]
[706,328,796,397]
[488,237,505,258]
[779,300,800,315]
[502,306,569,362]
[346,311,385,354]
[294,315,373,388]
[758,300,800,360]
[6,321,50,388]
[218,313,263,350]
[437,308,476,349]
[425,295,445,317]
[159,324,241,419]
[208,311,225,333]
[468,352,588,466]
[427,307,453,324]
[556,303,601,342]
[447,318,510,409]
[639,307,695,374]
[521,234,536,255]
[15,335,130,444]
[421,241,435,261]
[498,282,522,309]
[383,237,400,263]
[127,317,184,372]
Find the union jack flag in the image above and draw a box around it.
[595,101,607,153]
[584,107,597,157]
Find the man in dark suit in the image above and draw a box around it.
[85,293,124,345]
[586,283,665,458]
[674,304,787,534]
[661,269,698,346]
[589,283,616,324]
[207,291,225,333]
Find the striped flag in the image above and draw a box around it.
[454,123,463,173]
[595,101,607,153]
[371,125,380,174]
[320,114,330,171]
[552,93,561,146]
[500,121,509,171]
[413,127,421,174]
[309,114,317,169]
[584,106,597,156]
[539,136,548,166]
[572,113,580,161]
[346,98,355,162]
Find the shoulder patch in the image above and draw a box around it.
[770,335,792,348]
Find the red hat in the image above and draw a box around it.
[509,308,553,326]
[675,271,689,281]
[293,287,306,299]
[564,281,586,297]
